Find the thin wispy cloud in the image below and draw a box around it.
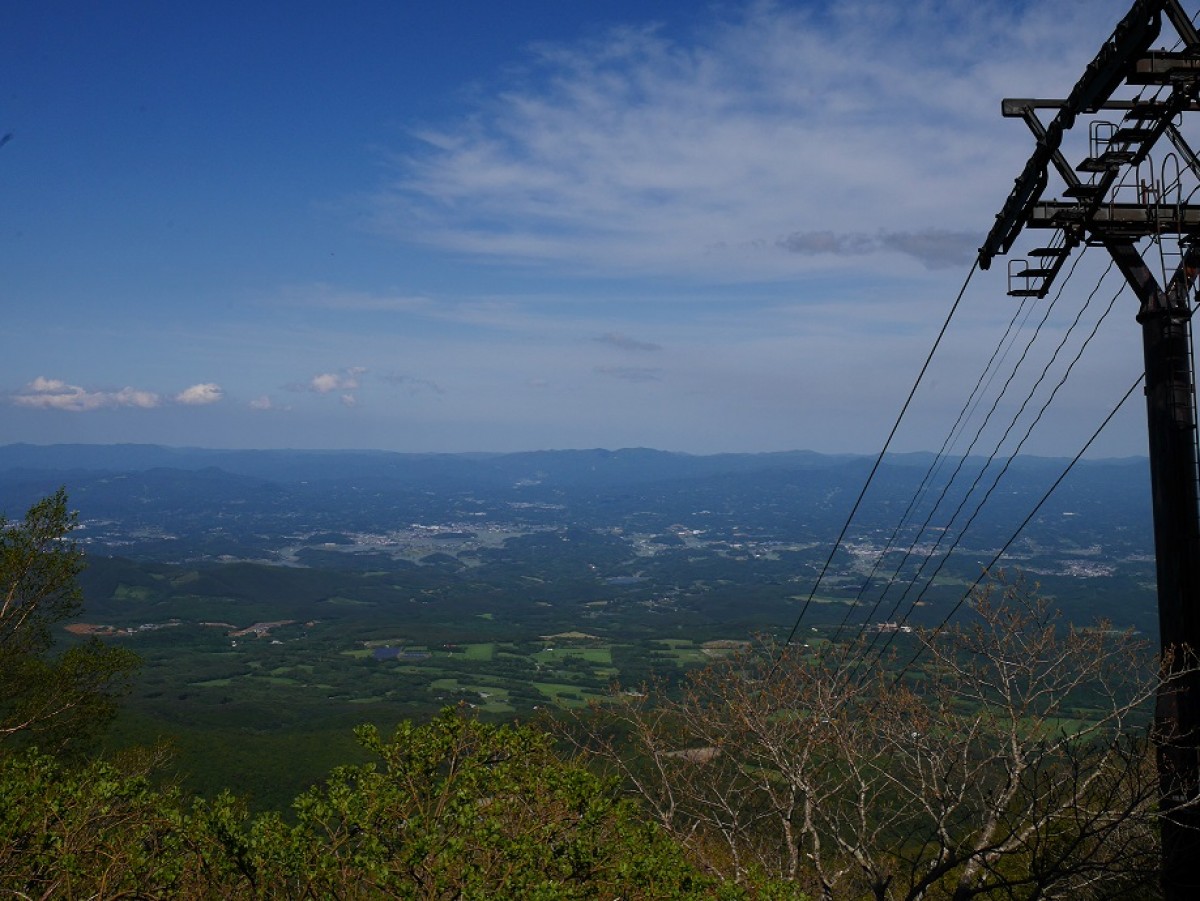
[777,229,978,270]
[382,373,446,395]
[275,284,434,313]
[377,1,1105,279]
[274,284,586,335]
[1,0,1155,456]
[595,332,662,352]
[596,366,663,382]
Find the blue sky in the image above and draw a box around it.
[0,0,1184,455]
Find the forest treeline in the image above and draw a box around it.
[0,491,1176,898]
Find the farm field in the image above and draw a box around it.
[2,445,1162,809]
[90,597,753,808]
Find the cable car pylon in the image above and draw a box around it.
[980,2,1200,894]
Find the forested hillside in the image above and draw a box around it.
[0,486,1172,898]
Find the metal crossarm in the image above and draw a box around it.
[980,0,1166,269]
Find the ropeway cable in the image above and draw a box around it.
[827,288,1037,645]
[862,277,1129,669]
[888,372,1146,684]
[841,253,1105,654]
[761,259,979,685]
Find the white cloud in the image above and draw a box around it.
[311,373,345,393]
[174,383,224,405]
[376,0,1127,279]
[29,376,69,393]
[248,395,274,411]
[340,393,358,407]
[113,387,161,408]
[309,367,366,394]
[12,377,229,412]
[11,377,162,412]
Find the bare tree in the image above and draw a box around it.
[569,580,1171,899]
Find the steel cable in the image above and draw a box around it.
[842,253,1106,655]
[863,276,1129,669]
[762,259,980,686]
[889,372,1146,684]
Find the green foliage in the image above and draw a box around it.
[198,707,737,898]
[0,489,139,755]
[0,709,758,898]
[0,748,198,896]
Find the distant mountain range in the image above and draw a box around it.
[0,442,861,484]
[0,440,1151,486]
[0,442,1154,561]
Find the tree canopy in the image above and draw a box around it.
[0,491,1178,897]
[0,488,138,755]
[1,709,756,899]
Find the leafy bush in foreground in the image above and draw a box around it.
[1,709,770,899]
